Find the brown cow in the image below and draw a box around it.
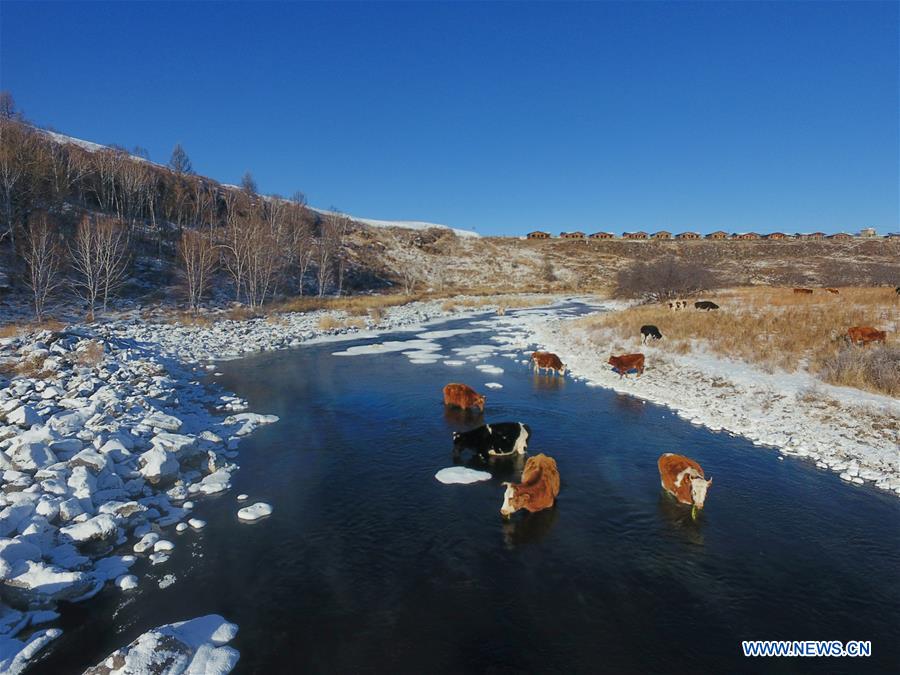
[847,326,887,346]
[500,453,560,518]
[531,351,566,376]
[658,453,713,519]
[442,383,485,411]
[825,288,840,295]
[608,353,645,377]
[793,288,813,294]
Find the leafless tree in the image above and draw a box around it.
[389,230,423,295]
[168,144,193,175]
[178,227,217,313]
[0,119,36,248]
[221,190,252,303]
[21,213,63,321]
[69,215,130,320]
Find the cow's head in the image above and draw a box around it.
[500,482,528,518]
[690,476,712,510]
[606,356,620,372]
[475,394,486,410]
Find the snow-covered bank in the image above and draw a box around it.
[0,328,277,671]
[499,309,899,496]
[97,298,521,364]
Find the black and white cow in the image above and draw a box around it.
[640,324,662,343]
[452,423,531,460]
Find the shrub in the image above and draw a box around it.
[818,345,899,397]
[615,256,717,301]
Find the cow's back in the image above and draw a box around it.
[658,453,703,505]
[444,383,476,406]
[521,454,560,509]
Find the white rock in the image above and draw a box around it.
[484,382,503,389]
[69,449,107,473]
[236,494,248,502]
[188,518,206,530]
[133,533,160,554]
[81,614,239,675]
[153,539,174,553]
[176,522,188,533]
[237,502,272,522]
[0,627,62,675]
[6,442,57,472]
[7,405,41,429]
[435,467,492,484]
[59,514,118,544]
[3,560,92,605]
[138,447,180,484]
[158,574,176,589]
[144,411,183,432]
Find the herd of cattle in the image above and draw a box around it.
[440,287,895,519]
[441,348,712,519]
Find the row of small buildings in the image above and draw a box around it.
[527,227,895,241]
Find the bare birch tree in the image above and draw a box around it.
[69,215,130,320]
[21,213,63,321]
[178,227,217,313]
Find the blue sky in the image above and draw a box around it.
[1,1,897,235]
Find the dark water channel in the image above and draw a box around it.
[35,306,900,674]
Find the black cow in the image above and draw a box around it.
[640,325,662,343]
[452,423,531,460]
[694,301,719,311]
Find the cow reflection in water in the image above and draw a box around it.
[502,507,559,548]
[613,393,645,416]
[657,493,705,547]
[532,372,566,392]
[442,406,484,428]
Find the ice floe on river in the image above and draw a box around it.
[435,467,492,484]
[237,502,273,522]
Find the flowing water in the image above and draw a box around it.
[34,305,900,673]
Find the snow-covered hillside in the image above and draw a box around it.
[311,208,479,238]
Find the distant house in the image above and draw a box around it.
[827,232,852,240]
[796,232,825,240]
[675,231,701,240]
[527,230,550,239]
[652,230,672,239]
[765,232,789,240]
[589,231,615,239]
[859,227,878,238]
[560,231,585,239]
[622,231,648,239]
[732,232,761,240]
[706,230,728,240]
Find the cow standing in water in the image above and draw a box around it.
[658,453,713,519]
[500,454,560,518]
[531,351,566,376]
[443,383,485,411]
[453,422,531,460]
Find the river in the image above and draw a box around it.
[32,304,900,673]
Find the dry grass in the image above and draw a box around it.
[579,286,899,395]
[167,312,215,327]
[317,315,342,331]
[368,307,384,324]
[0,319,67,338]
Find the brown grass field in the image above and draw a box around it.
[578,287,900,396]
